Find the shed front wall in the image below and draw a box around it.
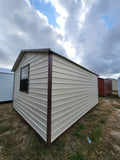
[13,52,48,141]
[112,79,118,91]
[0,73,14,102]
[104,80,112,96]
[118,78,120,97]
[51,54,98,142]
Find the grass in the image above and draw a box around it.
[0,96,120,160]
[114,105,120,109]
[55,141,65,151]
[99,120,106,124]
[70,149,85,160]
[101,113,108,116]
[74,123,85,138]
[0,125,11,134]
[90,128,102,141]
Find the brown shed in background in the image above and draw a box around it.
[98,78,112,96]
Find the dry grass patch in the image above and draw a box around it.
[0,95,120,160]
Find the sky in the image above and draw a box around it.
[0,0,120,79]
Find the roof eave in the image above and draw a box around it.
[11,48,50,71]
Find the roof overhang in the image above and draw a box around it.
[12,48,98,76]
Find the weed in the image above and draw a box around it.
[99,120,106,124]
[90,128,102,141]
[70,149,85,160]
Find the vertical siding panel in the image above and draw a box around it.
[98,78,104,96]
[51,54,98,142]
[112,79,118,91]
[13,52,48,142]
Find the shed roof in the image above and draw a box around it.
[0,68,14,74]
[12,48,98,76]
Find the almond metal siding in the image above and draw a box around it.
[51,54,98,142]
[13,52,48,141]
[112,79,118,91]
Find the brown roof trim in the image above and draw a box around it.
[12,48,98,76]
[47,51,52,146]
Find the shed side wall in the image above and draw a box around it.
[98,78,104,96]
[0,73,14,102]
[13,52,48,141]
[112,79,118,91]
[104,80,112,96]
[51,54,98,142]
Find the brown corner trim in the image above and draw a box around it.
[47,51,52,146]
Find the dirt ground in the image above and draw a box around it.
[0,94,120,160]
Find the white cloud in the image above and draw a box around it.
[0,0,66,68]
[0,0,120,79]
[46,0,120,78]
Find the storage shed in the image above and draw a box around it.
[98,78,112,96]
[12,48,98,145]
[112,79,118,92]
[0,68,14,102]
[118,77,120,97]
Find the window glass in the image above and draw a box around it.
[20,65,29,92]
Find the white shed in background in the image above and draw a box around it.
[118,77,120,97]
[0,68,14,102]
[112,79,118,92]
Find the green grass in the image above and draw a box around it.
[88,115,97,121]
[90,128,102,141]
[93,123,100,128]
[99,120,106,124]
[28,134,47,158]
[55,141,65,151]
[0,125,11,134]
[94,108,100,111]
[101,113,108,116]
[114,105,120,109]
[70,149,85,160]
[106,109,112,113]
[74,124,85,138]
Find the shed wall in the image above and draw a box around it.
[112,79,118,91]
[104,80,112,96]
[118,77,120,97]
[0,73,14,102]
[51,54,98,142]
[13,52,48,141]
[98,78,104,96]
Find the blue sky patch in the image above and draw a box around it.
[102,16,114,29]
[29,0,59,27]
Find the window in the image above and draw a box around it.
[20,64,29,93]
